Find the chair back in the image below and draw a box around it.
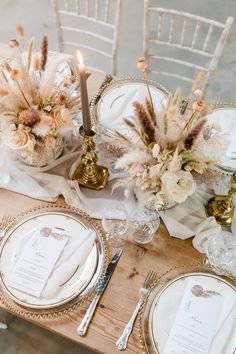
[52,0,121,75]
[144,1,233,94]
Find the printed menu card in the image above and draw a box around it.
[164,279,224,354]
[7,226,69,297]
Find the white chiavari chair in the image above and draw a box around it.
[143,1,233,95]
[52,0,121,75]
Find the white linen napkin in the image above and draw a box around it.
[210,302,236,354]
[14,226,96,299]
[159,182,231,253]
[99,84,166,133]
[42,228,96,298]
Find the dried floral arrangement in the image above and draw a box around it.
[0,26,81,167]
[111,59,228,210]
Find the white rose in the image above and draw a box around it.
[2,128,34,150]
[161,170,196,203]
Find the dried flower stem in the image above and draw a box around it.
[184,111,199,131]
[133,101,155,144]
[184,119,206,150]
[15,80,30,107]
[115,130,132,143]
[123,117,142,138]
[145,98,156,126]
[143,69,154,115]
[27,37,35,70]
[40,36,48,71]
[16,25,25,39]
[0,69,8,83]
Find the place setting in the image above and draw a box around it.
[0,3,236,354]
[0,204,108,318]
[138,264,236,354]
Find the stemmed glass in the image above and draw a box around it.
[102,202,129,248]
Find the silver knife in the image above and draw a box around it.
[77,249,122,336]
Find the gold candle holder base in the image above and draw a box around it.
[206,173,236,227]
[73,126,109,190]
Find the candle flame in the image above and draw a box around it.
[77,50,83,65]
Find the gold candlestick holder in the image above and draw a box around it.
[73,126,109,190]
[206,173,236,227]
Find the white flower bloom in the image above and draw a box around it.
[115,149,151,171]
[124,188,130,198]
[33,120,51,137]
[161,170,196,203]
[149,164,162,177]
[152,143,160,158]
[2,127,35,150]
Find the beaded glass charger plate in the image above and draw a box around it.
[90,77,169,137]
[206,105,236,174]
[141,272,236,354]
[0,205,105,310]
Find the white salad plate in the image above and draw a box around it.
[206,106,236,174]
[91,78,169,137]
[0,206,105,310]
[143,273,236,354]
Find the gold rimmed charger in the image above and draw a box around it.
[138,263,236,354]
[0,203,107,318]
[90,77,169,138]
[206,103,236,175]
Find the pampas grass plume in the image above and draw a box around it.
[16,25,25,39]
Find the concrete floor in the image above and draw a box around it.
[0,310,95,354]
[0,1,235,353]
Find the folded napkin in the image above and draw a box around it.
[99,84,166,133]
[210,302,236,354]
[159,182,232,253]
[14,226,96,299]
[42,228,96,298]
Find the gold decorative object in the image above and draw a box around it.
[73,126,109,190]
[206,173,236,226]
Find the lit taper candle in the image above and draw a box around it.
[77,50,92,135]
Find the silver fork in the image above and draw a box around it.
[0,216,12,239]
[116,270,157,351]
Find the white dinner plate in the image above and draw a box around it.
[91,78,168,137]
[206,107,236,173]
[0,208,104,309]
[148,273,236,354]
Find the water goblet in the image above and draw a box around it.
[102,202,128,248]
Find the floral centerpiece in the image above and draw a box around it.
[112,59,228,211]
[0,26,81,167]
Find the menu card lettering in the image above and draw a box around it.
[7,226,69,297]
[163,279,224,354]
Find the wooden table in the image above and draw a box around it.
[0,73,203,354]
[0,190,203,354]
